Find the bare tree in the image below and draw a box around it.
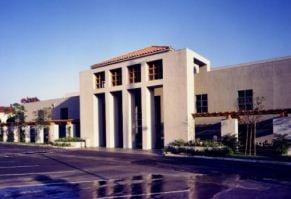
[239,96,265,155]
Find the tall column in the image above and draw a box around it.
[49,122,59,141]
[141,87,153,150]
[66,122,76,137]
[95,95,105,147]
[72,123,76,137]
[13,126,19,142]
[24,126,31,143]
[105,92,115,148]
[36,126,44,144]
[123,89,132,149]
[3,126,8,142]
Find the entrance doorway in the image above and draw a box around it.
[112,91,123,148]
[59,124,66,138]
[130,89,142,149]
[154,95,164,149]
[96,94,106,147]
[30,128,36,143]
[44,128,49,144]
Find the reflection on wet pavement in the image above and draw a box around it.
[0,173,290,199]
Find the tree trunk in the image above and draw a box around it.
[249,124,252,156]
[254,122,257,156]
[245,124,249,156]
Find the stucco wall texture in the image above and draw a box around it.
[23,96,80,122]
[195,56,291,125]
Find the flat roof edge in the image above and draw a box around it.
[213,55,291,71]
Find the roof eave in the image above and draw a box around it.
[91,48,173,69]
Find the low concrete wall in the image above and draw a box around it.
[273,117,291,139]
[221,118,238,138]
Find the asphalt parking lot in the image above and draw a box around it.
[0,143,290,199]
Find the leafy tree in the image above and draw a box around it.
[21,97,40,104]
[8,103,26,123]
[7,103,27,142]
[33,107,52,142]
[33,107,52,124]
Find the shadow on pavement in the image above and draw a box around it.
[41,154,107,180]
[34,175,81,197]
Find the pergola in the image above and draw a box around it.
[0,119,79,143]
[192,109,291,118]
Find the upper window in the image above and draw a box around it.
[38,110,45,121]
[95,72,105,89]
[238,89,253,110]
[196,94,208,113]
[148,60,163,80]
[110,68,122,86]
[60,107,68,119]
[128,64,141,84]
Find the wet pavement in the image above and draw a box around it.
[0,143,290,198]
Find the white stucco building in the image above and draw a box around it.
[79,46,291,149]
[1,45,290,148]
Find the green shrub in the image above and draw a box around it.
[197,140,222,147]
[55,137,85,142]
[52,142,71,147]
[205,147,234,156]
[169,139,187,147]
[272,135,289,155]
[222,135,238,152]
[164,145,233,157]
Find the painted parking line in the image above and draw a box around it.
[0,179,98,189]
[0,169,79,177]
[99,189,190,199]
[0,165,40,169]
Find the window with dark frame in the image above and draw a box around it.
[238,89,253,110]
[196,94,208,113]
[60,108,68,120]
[95,72,105,89]
[38,110,45,121]
[148,60,163,80]
[128,64,141,84]
[111,68,122,86]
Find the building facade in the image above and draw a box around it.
[2,45,290,148]
[80,46,291,149]
[23,95,80,122]
[0,95,80,144]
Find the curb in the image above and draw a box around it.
[164,153,291,166]
[79,147,163,156]
[0,141,73,150]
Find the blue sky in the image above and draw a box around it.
[1,0,291,106]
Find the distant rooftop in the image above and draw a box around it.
[213,55,291,71]
[91,46,173,69]
[0,106,12,113]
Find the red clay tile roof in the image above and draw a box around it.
[0,106,13,113]
[91,46,173,69]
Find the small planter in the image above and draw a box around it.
[68,141,86,148]
[54,141,86,148]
